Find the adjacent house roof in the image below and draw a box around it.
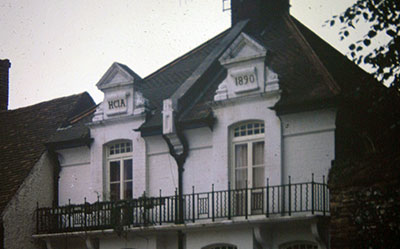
[0,92,95,214]
[46,105,97,150]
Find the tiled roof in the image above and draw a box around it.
[179,14,376,121]
[52,14,376,139]
[46,106,96,149]
[137,27,233,130]
[0,92,95,214]
[291,17,377,95]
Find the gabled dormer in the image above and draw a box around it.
[92,62,148,122]
[215,32,279,101]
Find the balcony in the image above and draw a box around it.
[36,177,329,234]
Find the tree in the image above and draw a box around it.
[329,0,399,89]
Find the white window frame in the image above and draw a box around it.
[231,121,265,190]
[106,141,133,201]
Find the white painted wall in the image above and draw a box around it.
[183,127,213,193]
[255,219,321,249]
[100,234,157,249]
[145,135,178,196]
[272,221,318,249]
[281,109,336,183]
[57,116,147,204]
[58,146,91,205]
[2,152,55,249]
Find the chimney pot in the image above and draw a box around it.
[231,0,290,33]
[0,59,11,111]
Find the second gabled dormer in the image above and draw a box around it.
[92,62,148,122]
[214,32,279,101]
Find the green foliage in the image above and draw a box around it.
[351,185,400,249]
[329,0,400,88]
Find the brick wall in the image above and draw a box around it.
[329,154,400,249]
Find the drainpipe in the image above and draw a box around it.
[48,150,61,206]
[162,98,188,249]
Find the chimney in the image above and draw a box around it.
[0,59,11,111]
[231,0,290,33]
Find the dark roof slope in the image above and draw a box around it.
[181,13,381,120]
[0,92,95,214]
[137,28,233,130]
[254,14,341,111]
[46,106,96,150]
[179,14,345,121]
[140,29,230,109]
[291,17,378,94]
[131,13,376,133]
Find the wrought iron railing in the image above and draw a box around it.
[36,176,329,234]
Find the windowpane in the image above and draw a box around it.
[124,159,133,180]
[235,168,247,189]
[235,144,248,168]
[107,141,133,201]
[126,142,132,152]
[252,141,264,166]
[233,121,264,137]
[124,181,132,199]
[253,167,264,187]
[110,183,120,201]
[110,161,120,182]
[109,141,132,155]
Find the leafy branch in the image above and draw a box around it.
[327,0,399,88]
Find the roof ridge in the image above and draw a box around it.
[4,92,89,113]
[285,14,341,95]
[144,28,231,82]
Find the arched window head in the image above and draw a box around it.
[233,121,264,138]
[107,141,132,157]
[202,243,238,249]
[280,241,318,249]
[106,140,133,201]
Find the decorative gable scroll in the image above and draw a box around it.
[214,32,279,101]
[92,62,148,122]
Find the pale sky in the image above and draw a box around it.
[1,0,361,109]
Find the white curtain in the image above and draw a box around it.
[252,141,264,187]
[235,144,248,189]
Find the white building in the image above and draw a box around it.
[32,1,369,248]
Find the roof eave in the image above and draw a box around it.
[273,96,339,115]
[45,137,94,151]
